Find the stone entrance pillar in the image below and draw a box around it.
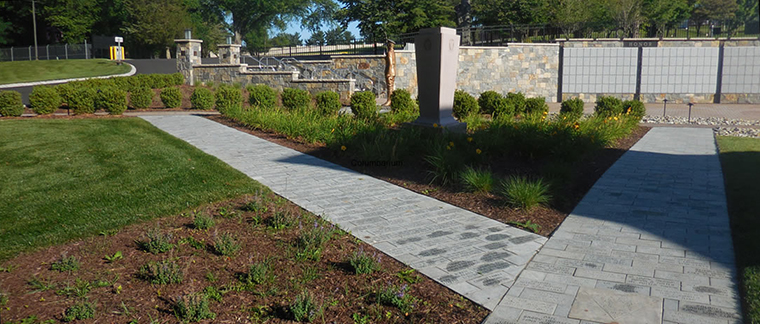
[175,30,203,85]
[217,43,241,65]
[413,27,463,130]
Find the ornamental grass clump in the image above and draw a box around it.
[138,228,175,254]
[247,84,278,109]
[63,301,95,322]
[500,176,551,210]
[290,291,321,322]
[174,293,216,322]
[193,212,215,230]
[190,87,214,110]
[29,86,61,115]
[51,255,80,273]
[460,166,495,193]
[348,248,382,274]
[240,261,271,286]
[376,282,417,314]
[140,259,184,284]
[212,232,241,257]
[160,86,182,108]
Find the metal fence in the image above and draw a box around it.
[249,41,387,58]
[391,21,760,46]
[0,43,92,62]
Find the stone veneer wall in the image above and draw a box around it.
[395,44,560,102]
[193,64,354,102]
[289,55,386,96]
[561,38,760,103]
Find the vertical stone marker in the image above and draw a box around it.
[413,27,464,130]
[175,29,203,86]
[217,36,241,65]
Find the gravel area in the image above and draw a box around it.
[642,115,760,138]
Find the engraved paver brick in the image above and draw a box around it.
[141,115,547,312]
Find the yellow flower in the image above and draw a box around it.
[433,123,438,128]
[476,148,482,154]
[446,146,451,150]
[341,145,347,151]
[449,141,455,147]
[331,128,335,133]
[467,137,473,142]
[614,116,618,121]
[543,111,548,115]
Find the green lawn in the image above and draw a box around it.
[0,118,262,261]
[717,136,760,323]
[0,59,131,85]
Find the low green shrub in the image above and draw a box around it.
[0,91,25,117]
[559,97,584,122]
[69,87,97,114]
[595,96,623,117]
[174,293,216,322]
[453,90,479,119]
[500,176,551,210]
[505,92,527,115]
[524,97,548,116]
[170,73,185,86]
[140,260,184,284]
[56,84,78,105]
[213,232,240,257]
[290,291,320,322]
[215,85,243,115]
[390,89,417,114]
[348,249,381,274]
[160,87,182,108]
[350,91,377,120]
[190,87,214,110]
[139,228,175,254]
[622,99,646,119]
[95,87,128,115]
[129,87,154,109]
[460,166,494,193]
[193,213,215,230]
[63,301,95,322]
[477,91,502,115]
[281,88,312,110]
[247,84,278,109]
[51,255,80,272]
[29,87,61,115]
[315,91,341,116]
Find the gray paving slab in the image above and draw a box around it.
[139,115,546,311]
[485,127,743,324]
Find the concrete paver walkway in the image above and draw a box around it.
[140,115,546,310]
[486,127,742,324]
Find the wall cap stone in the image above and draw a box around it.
[174,39,203,43]
[194,64,243,68]
[292,78,356,83]
[558,37,759,42]
[239,71,298,75]
[298,60,333,64]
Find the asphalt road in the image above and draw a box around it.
[5,59,179,104]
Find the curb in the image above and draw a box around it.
[0,63,137,89]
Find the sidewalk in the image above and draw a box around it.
[140,115,547,311]
[485,127,742,324]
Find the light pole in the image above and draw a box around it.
[31,0,38,60]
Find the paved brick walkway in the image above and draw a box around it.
[140,115,546,310]
[485,127,742,324]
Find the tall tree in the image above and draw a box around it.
[643,0,690,37]
[472,0,546,26]
[205,0,313,44]
[123,0,190,57]
[338,0,455,43]
[544,0,591,38]
[607,0,644,37]
[44,0,101,43]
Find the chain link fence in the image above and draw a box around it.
[0,43,92,62]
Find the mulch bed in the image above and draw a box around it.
[0,194,487,323]
[208,115,650,236]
